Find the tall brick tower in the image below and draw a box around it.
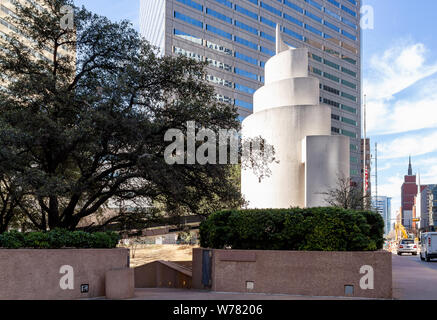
[401,157,417,229]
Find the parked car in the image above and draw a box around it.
[397,239,417,256]
[420,232,437,262]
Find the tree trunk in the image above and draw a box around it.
[48,196,60,229]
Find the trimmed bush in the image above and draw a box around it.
[199,208,384,251]
[0,229,120,249]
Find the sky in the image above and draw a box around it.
[362,0,437,222]
[74,0,139,30]
[74,0,437,223]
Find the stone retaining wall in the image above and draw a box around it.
[192,248,392,299]
[0,248,129,300]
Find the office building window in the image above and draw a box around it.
[284,0,303,14]
[305,24,322,37]
[341,4,356,17]
[341,129,357,138]
[260,16,276,28]
[235,67,258,81]
[235,5,258,20]
[235,99,253,110]
[260,31,275,42]
[174,12,203,28]
[341,91,356,102]
[283,13,303,27]
[174,29,202,45]
[341,116,357,126]
[176,0,203,11]
[283,27,303,41]
[260,2,281,16]
[207,57,232,72]
[234,36,258,50]
[341,104,356,114]
[206,8,232,24]
[206,24,232,40]
[305,11,322,24]
[235,83,256,94]
[235,51,258,65]
[342,79,357,90]
[305,0,322,11]
[213,0,232,8]
[260,46,275,56]
[235,20,258,35]
[206,40,233,55]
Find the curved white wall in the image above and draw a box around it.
[241,29,350,209]
[264,48,309,84]
[253,77,319,113]
[242,105,331,208]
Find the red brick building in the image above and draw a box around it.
[401,157,426,230]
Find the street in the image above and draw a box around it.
[393,253,437,299]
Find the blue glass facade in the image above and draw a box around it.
[374,196,392,235]
[140,0,362,178]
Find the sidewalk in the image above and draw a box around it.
[125,288,380,300]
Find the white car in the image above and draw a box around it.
[397,239,417,256]
[420,232,437,262]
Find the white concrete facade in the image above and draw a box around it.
[241,27,350,209]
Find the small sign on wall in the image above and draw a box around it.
[80,284,89,293]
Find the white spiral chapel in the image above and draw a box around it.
[241,26,350,209]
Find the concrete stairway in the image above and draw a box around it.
[134,260,192,289]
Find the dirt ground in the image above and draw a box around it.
[124,244,199,267]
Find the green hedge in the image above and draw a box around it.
[199,208,384,251]
[0,229,120,249]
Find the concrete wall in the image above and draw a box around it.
[303,135,350,207]
[193,248,392,299]
[142,227,170,237]
[192,248,204,290]
[0,249,129,300]
[241,105,331,208]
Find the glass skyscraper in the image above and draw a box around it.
[373,196,392,235]
[140,0,361,178]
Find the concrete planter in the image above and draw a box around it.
[192,248,392,299]
[0,248,129,300]
[106,268,135,300]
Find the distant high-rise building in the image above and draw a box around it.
[401,157,430,230]
[412,177,432,232]
[415,184,437,231]
[140,0,362,179]
[373,196,391,235]
[428,185,437,230]
[0,0,73,89]
[401,157,418,229]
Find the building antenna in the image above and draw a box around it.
[363,94,367,207]
[375,142,378,204]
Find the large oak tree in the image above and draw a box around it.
[0,0,270,231]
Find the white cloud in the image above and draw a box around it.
[415,157,437,167]
[378,176,403,198]
[379,130,437,160]
[364,42,437,101]
[368,84,437,135]
[364,41,437,135]
[377,162,393,172]
[377,175,404,220]
[421,165,437,184]
[364,40,437,221]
